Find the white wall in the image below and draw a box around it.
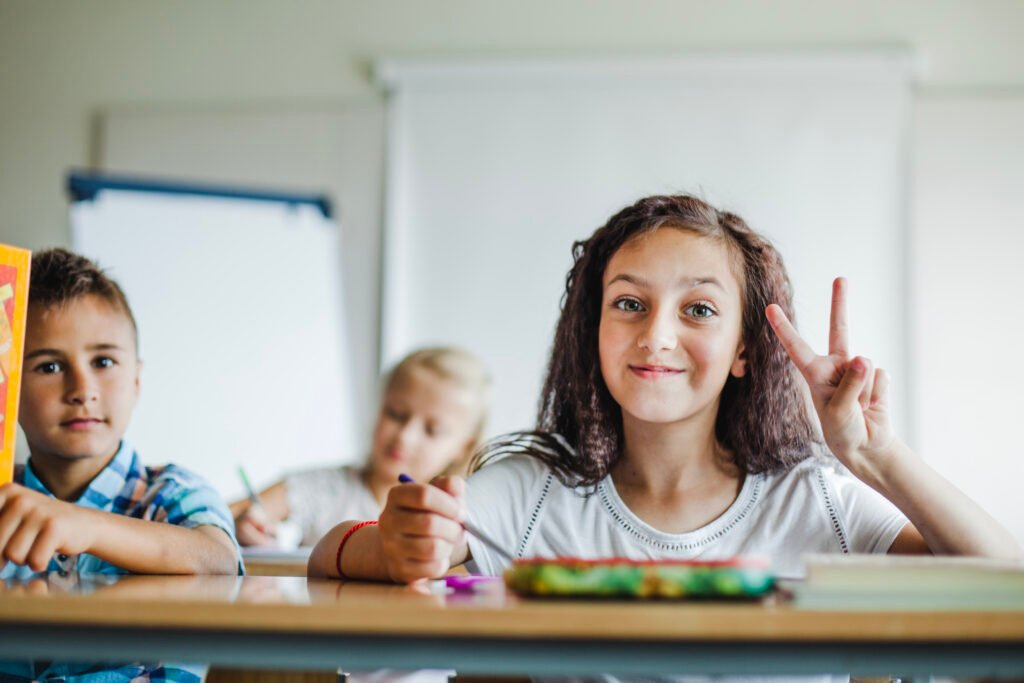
[2,1,1023,541]
[100,106,386,453]
[380,55,913,439]
[3,1,1024,252]
[910,95,1024,544]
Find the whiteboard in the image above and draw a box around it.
[99,104,386,455]
[378,54,914,440]
[71,186,357,499]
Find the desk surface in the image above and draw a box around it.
[241,548,310,577]
[1,573,1023,677]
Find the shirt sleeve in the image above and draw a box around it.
[829,468,909,554]
[145,465,244,573]
[463,454,550,576]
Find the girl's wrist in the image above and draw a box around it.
[335,520,378,579]
[850,438,919,495]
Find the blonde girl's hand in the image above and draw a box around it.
[234,504,278,548]
[765,277,898,479]
[377,476,468,584]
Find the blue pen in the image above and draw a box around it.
[398,473,515,564]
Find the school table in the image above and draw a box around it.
[241,547,311,577]
[0,573,1023,678]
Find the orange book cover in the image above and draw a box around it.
[0,245,30,485]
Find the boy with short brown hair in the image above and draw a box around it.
[0,248,240,679]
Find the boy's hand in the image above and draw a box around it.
[377,475,467,584]
[0,483,98,572]
[766,277,900,482]
[235,504,278,548]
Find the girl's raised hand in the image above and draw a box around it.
[377,476,468,584]
[766,278,897,478]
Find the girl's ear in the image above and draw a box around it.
[730,344,747,378]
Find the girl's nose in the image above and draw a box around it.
[637,308,678,352]
[396,419,422,449]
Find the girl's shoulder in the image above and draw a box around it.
[760,456,864,510]
[468,449,554,493]
[759,454,906,554]
[469,432,589,495]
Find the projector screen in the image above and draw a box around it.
[378,54,914,440]
[71,185,357,499]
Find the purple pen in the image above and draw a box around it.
[396,473,514,564]
[445,574,502,592]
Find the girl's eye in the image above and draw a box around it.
[385,406,408,423]
[686,302,717,319]
[613,297,645,313]
[34,360,63,374]
[425,423,449,439]
[93,357,116,369]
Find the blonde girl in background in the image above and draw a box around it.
[232,347,490,547]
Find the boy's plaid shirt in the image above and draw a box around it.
[0,440,242,681]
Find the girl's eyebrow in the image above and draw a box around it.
[607,273,649,288]
[606,273,725,291]
[688,277,726,291]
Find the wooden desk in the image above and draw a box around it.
[242,548,310,577]
[1,573,1023,677]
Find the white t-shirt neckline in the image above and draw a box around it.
[596,469,764,552]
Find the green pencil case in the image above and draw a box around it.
[504,556,775,599]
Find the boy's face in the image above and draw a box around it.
[19,294,140,466]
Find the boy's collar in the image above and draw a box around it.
[23,440,134,503]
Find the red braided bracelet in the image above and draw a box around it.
[335,520,378,579]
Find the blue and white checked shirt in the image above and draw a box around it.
[0,441,243,681]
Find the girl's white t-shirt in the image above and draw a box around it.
[464,452,908,579]
[285,465,381,546]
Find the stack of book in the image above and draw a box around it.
[792,553,1024,610]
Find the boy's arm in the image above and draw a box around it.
[0,483,238,574]
[80,507,238,574]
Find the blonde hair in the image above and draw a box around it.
[384,346,492,449]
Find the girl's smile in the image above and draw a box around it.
[628,364,685,379]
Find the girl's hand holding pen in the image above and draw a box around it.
[234,503,278,548]
[378,474,469,584]
[234,466,279,547]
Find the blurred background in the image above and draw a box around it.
[1,1,1021,542]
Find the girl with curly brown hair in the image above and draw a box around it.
[310,194,1019,583]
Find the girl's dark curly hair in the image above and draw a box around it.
[474,194,819,487]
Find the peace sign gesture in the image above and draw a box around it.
[766,278,897,477]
